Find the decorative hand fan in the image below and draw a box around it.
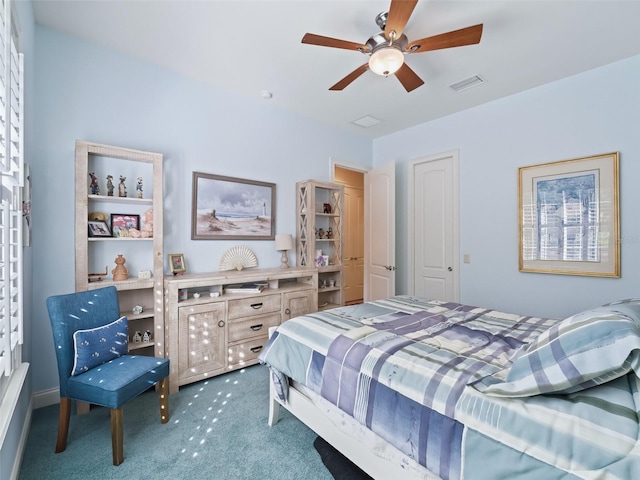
[219,246,258,272]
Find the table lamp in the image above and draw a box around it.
[275,233,293,269]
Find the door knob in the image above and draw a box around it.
[448,267,453,271]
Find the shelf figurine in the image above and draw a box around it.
[140,208,154,238]
[143,330,152,343]
[118,175,127,197]
[132,331,142,344]
[89,172,100,195]
[112,254,128,281]
[106,175,114,196]
[136,176,143,198]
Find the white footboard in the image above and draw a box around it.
[267,371,440,480]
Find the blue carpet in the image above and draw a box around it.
[19,365,334,479]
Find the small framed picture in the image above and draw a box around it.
[169,253,186,274]
[88,220,112,237]
[110,213,140,237]
[316,254,329,267]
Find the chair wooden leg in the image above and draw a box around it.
[55,397,72,453]
[110,407,124,466]
[158,377,170,424]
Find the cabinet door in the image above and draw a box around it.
[283,290,316,320]
[178,303,226,381]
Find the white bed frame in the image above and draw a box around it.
[267,374,440,480]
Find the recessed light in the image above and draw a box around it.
[351,115,381,128]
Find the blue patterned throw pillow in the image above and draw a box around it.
[71,316,128,376]
[474,304,640,397]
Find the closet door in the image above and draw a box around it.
[343,186,364,304]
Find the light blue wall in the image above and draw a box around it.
[31,26,371,394]
[374,55,640,320]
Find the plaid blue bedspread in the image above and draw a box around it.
[259,296,640,480]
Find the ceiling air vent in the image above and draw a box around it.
[351,115,382,128]
[449,75,485,92]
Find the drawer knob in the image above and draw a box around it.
[285,308,291,315]
[250,302,263,309]
[250,346,263,353]
[218,320,225,328]
[250,324,263,331]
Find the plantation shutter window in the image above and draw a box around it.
[0,0,24,401]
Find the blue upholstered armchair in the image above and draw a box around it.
[46,286,170,465]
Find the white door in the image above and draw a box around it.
[410,151,459,301]
[364,162,396,301]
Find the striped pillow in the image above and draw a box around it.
[474,303,640,397]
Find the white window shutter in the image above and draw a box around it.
[0,0,23,394]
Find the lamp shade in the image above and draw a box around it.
[275,233,293,251]
[368,46,404,76]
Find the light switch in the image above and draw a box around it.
[463,254,471,264]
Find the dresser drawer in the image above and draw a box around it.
[227,294,281,320]
[228,336,269,367]
[228,313,280,343]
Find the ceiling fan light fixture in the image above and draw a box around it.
[368,46,404,76]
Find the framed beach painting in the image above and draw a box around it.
[518,152,619,277]
[191,172,276,240]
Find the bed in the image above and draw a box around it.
[258,295,640,480]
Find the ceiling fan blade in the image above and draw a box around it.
[329,64,369,91]
[407,24,483,53]
[385,0,418,40]
[394,63,424,92]
[302,33,368,52]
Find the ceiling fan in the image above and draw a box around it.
[301,0,483,92]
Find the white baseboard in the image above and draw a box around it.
[33,387,60,409]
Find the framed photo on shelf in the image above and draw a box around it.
[316,255,329,267]
[518,152,619,277]
[110,213,140,238]
[191,172,276,240]
[88,220,112,238]
[168,253,186,274]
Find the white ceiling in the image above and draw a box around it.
[32,0,640,138]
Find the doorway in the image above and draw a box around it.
[334,166,365,305]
